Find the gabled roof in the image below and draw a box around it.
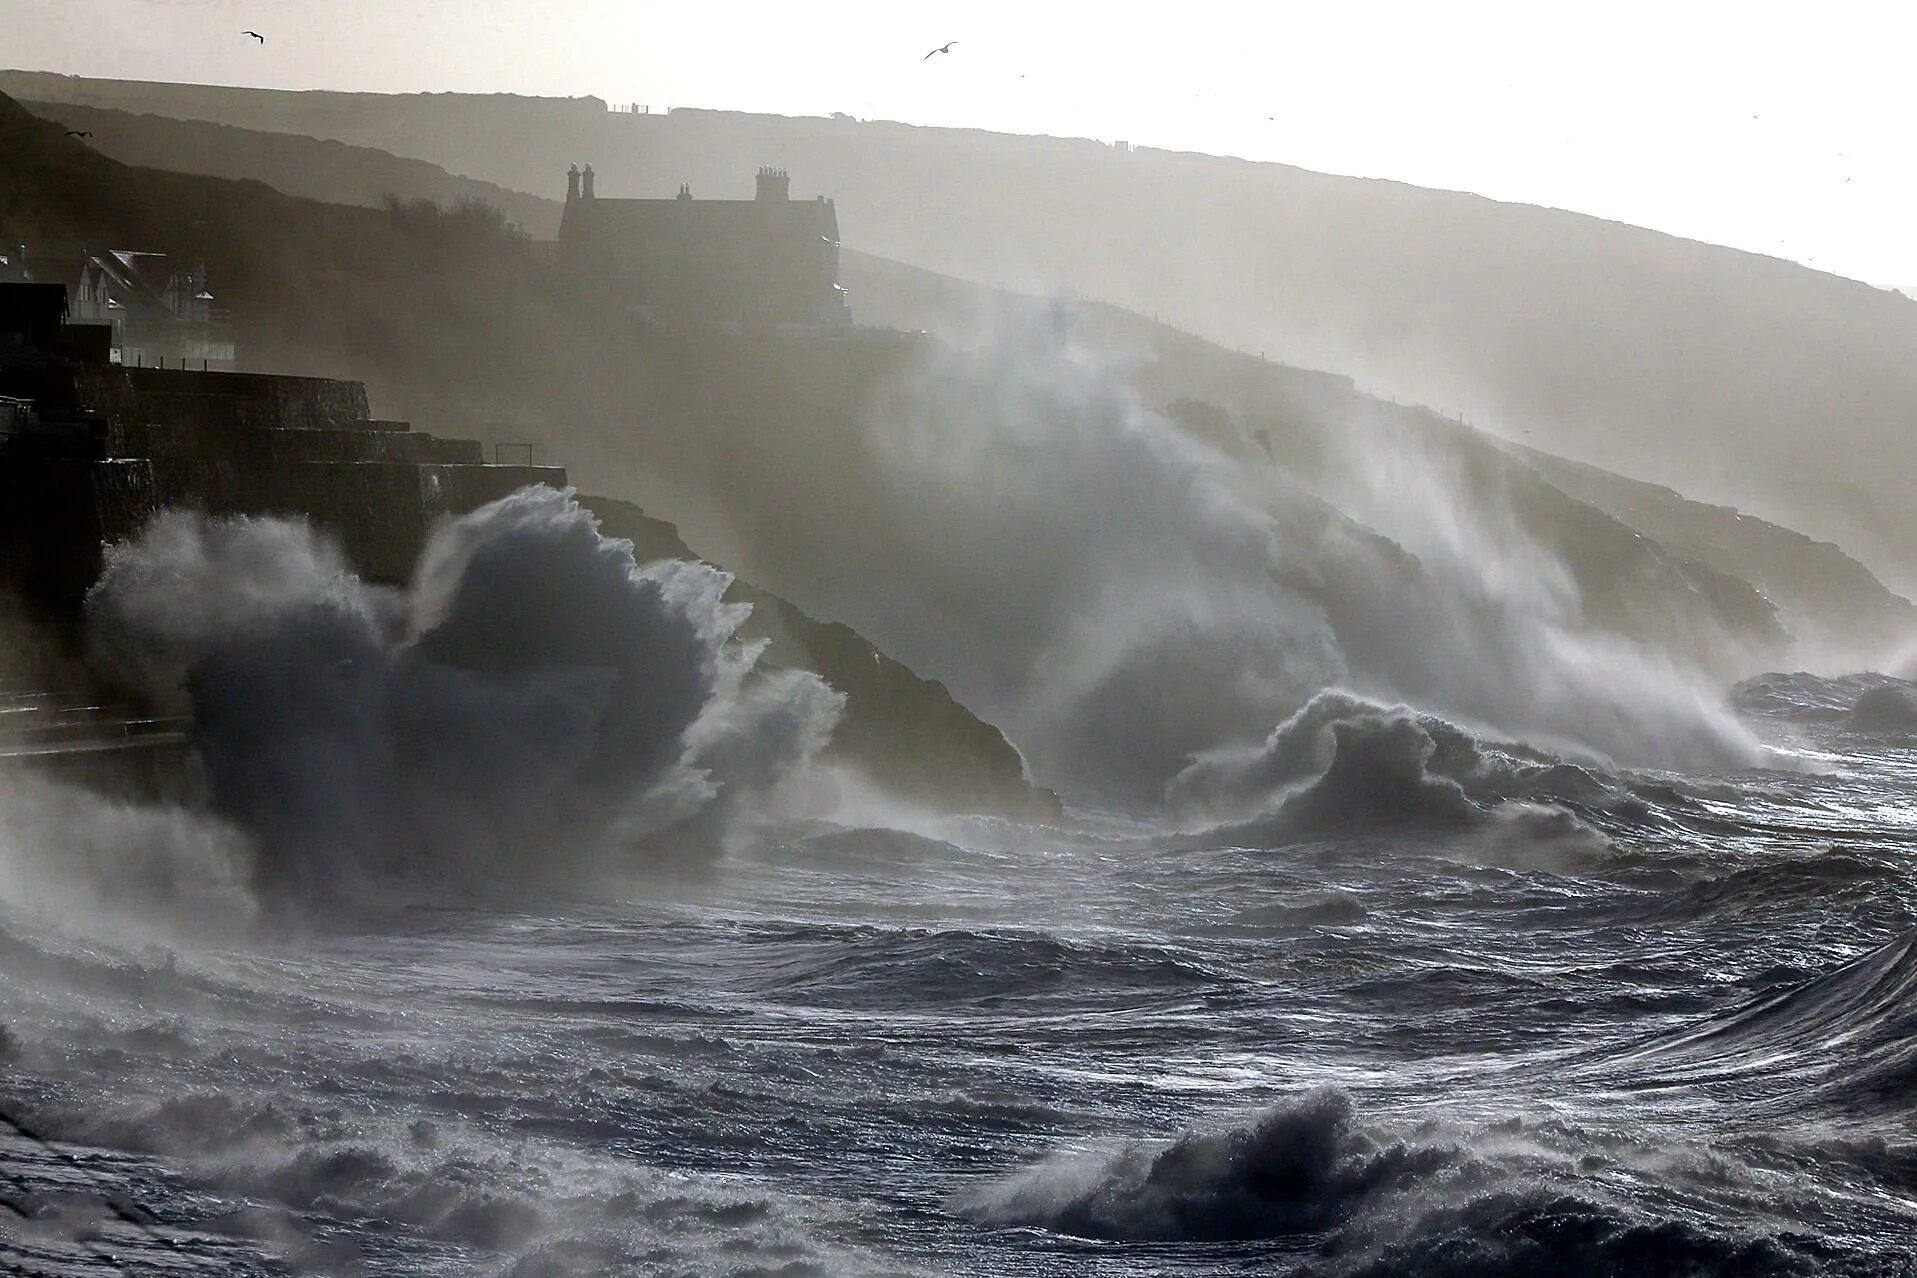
[80,250,206,322]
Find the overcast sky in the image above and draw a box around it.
[11,0,1915,287]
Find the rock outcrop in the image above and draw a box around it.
[583,496,1059,821]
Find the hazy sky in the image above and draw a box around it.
[12,0,1916,286]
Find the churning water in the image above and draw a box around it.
[4,665,1917,1275]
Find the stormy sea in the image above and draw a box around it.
[3,329,1916,1274]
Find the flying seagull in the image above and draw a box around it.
[243,30,265,43]
[923,41,957,60]
[65,129,92,138]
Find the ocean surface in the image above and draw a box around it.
[4,671,1917,1275]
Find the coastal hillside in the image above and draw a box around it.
[11,85,1899,678]
[0,90,1052,818]
[6,72,1916,592]
[1509,446,1914,667]
[0,84,559,393]
[20,99,563,236]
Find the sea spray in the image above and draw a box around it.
[1315,407,1762,771]
[682,299,1762,804]
[0,769,257,943]
[852,305,1348,801]
[961,1090,1827,1273]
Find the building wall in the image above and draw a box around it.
[1,363,373,439]
[560,183,847,326]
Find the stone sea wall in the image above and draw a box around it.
[0,362,564,618]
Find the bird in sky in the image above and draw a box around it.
[923,41,957,60]
[243,30,265,43]
[64,129,92,138]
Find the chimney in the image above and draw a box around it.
[566,163,580,203]
[581,163,595,199]
[754,166,790,202]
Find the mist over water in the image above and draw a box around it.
[0,770,258,944]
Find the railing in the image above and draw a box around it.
[492,441,537,466]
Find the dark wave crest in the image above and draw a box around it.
[963,1089,1883,1275]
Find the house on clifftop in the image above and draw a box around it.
[558,164,850,329]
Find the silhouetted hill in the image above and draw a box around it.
[1505,447,1913,666]
[0,84,559,389]
[20,100,562,236]
[7,72,1909,591]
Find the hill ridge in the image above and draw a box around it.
[16,70,1900,588]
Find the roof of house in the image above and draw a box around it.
[76,250,209,323]
[96,251,170,314]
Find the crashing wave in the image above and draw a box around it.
[960,1088,1843,1274]
[1731,670,1917,724]
[963,1089,1437,1242]
[80,487,844,913]
[1169,691,1628,855]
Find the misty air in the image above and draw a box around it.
[2,3,1916,1274]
